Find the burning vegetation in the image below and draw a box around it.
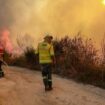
[0,28,13,54]
[0,28,105,89]
[4,33,104,89]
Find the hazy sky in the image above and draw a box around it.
[0,0,105,48]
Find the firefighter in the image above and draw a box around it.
[36,35,55,91]
[0,43,4,78]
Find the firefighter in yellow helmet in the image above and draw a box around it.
[36,35,55,91]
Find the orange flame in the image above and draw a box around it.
[0,28,13,54]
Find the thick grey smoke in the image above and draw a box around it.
[0,0,105,48]
[0,0,13,28]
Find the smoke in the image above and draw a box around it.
[0,0,13,28]
[0,0,105,48]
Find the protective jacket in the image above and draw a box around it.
[36,42,54,64]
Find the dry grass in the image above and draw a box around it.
[7,34,105,89]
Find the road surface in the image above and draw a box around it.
[0,66,105,105]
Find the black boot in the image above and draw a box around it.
[45,86,49,91]
[43,78,49,91]
[2,72,4,77]
[48,87,53,91]
[48,82,53,91]
[0,71,4,78]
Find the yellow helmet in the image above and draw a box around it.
[44,35,53,40]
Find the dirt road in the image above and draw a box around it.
[0,66,105,105]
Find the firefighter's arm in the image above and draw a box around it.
[3,61,8,66]
[50,45,56,64]
[35,44,39,55]
[0,59,8,66]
